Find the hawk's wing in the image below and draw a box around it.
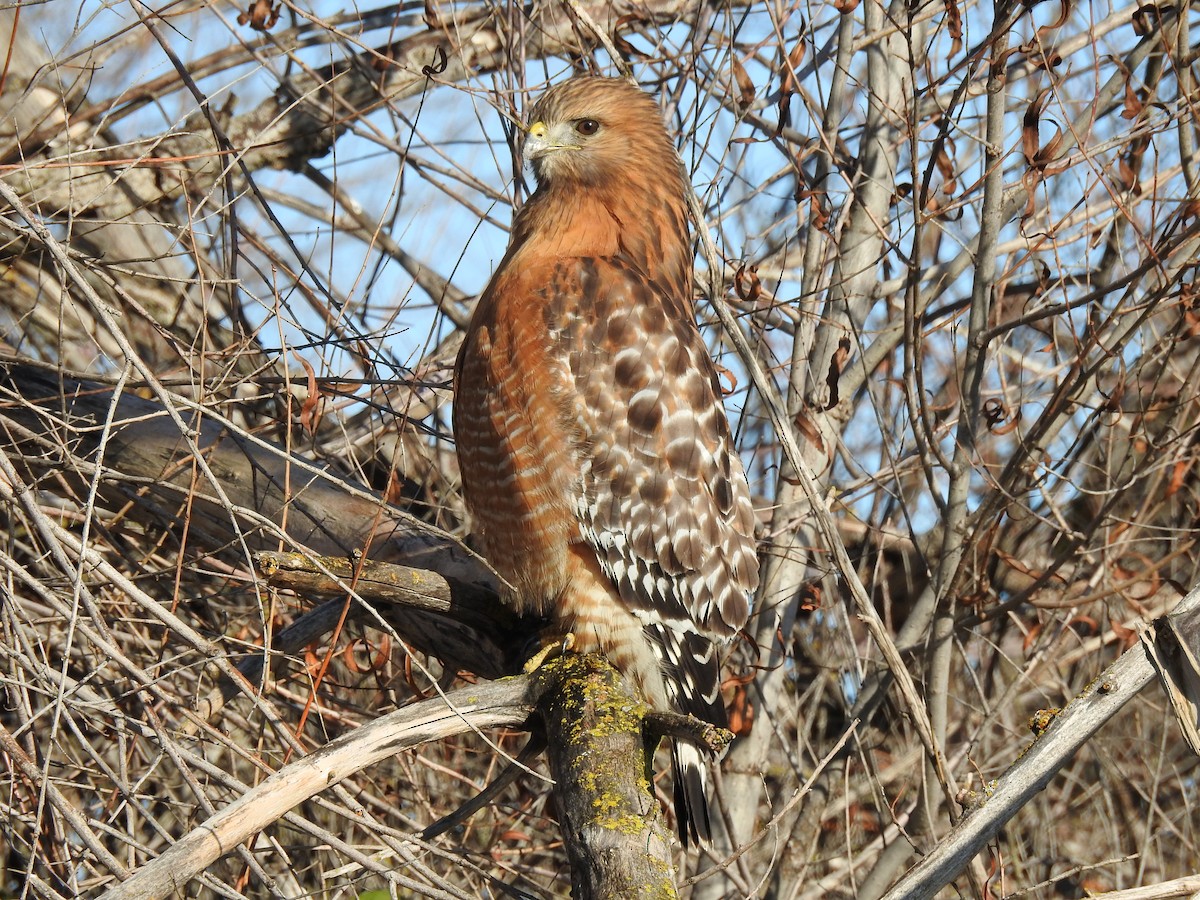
[543,255,759,640]
[542,253,760,844]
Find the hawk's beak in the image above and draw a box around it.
[524,120,578,162]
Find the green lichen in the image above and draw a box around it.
[644,857,679,900]
[1028,707,1060,736]
[592,790,624,813]
[594,813,649,835]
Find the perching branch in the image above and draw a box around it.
[535,654,680,900]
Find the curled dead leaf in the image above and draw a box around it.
[238,0,280,31]
[1109,618,1139,651]
[714,362,739,397]
[727,683,754,737]
[793,412,826,455]
[734,263,763,304]
[293,352,324,436]
[943,0,963,58]
[824,336,852,411]
[613,13,650,61]
[732,56,755,109]
[798,582,823,612]
[775,30,808,135]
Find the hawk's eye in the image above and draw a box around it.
[574,118,600,136]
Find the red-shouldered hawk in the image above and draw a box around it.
[453,77,759,846]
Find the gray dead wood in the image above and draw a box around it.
[878,581,1200,900]
[96,677,543,900]
[0,359,529,682]
[1091,875,1200,899]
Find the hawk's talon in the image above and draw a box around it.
[522,632,576,673]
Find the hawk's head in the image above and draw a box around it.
[523,77,678,189]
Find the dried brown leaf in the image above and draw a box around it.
[732,56,755,108]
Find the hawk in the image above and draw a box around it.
[453,76,759,845]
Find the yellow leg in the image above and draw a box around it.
[522,632,577,673]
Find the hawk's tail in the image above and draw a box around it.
[651,626,726,847]
[672,738,713,847]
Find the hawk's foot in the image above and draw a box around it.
[522,631,577,673]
